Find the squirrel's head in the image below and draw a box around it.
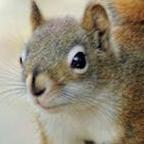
[20,0,143,114]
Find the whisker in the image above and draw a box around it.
[0,69,20,77]
[0,68,20,74]
[0,88,25,96]
[0,74,22,83]
[0,67,20,76]
[0,92,25,103]
[0,90,25,98]
[60,90,98,115]
[59,88,118,118]
[0,42,28,106]
[0,89,25,95]
[0,57,20,70]
[0,92,26,105]
[0,83,25,87]
[0,76,22,82]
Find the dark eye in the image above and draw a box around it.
[68,45,88,74]
[71,52,86,69]
[19,48,27,66]
[19,57,23,65]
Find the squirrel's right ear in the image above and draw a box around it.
[31,0,45,31]
[81,2,109,33]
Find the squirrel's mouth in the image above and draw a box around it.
[34,98,69,112]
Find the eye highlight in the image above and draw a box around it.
[68,45,88,74]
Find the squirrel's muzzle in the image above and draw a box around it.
[31,69,46,97]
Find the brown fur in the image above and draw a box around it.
[122,81,144,144]
[112,25,144,53]
[113,0,144,23]
[92,0,144,143]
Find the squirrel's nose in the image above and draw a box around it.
[31,69,46,97]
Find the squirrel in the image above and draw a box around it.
[19,0,144,144]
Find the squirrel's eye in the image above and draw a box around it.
[19,48,27,66]
[19,57,23,65]
[71,52,86,69]
[68,45,88,74]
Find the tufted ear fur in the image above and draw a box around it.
[81,2,109,32]
[31,0,45,31]
[81,2,110,51]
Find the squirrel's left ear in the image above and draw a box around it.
[81,2,109,33]
[31,0,45,31]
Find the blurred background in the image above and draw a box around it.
[0,0,88,144]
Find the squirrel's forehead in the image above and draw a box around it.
[32,18,85,41]
[28,24,85,52]
[25,18,87,63]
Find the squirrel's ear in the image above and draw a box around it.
[81,2,110,51]
[81,2,109,33]
[31,0,45,31]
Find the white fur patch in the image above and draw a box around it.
[38,89,123,144]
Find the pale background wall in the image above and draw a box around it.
[0,0,88,144]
